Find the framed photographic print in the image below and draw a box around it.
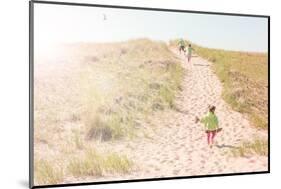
[29,0,270,188]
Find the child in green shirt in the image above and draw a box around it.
[187,44,194,62]
[196,106,222,148]
[178,39,186,55]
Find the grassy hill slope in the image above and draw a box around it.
[34,39,184,185]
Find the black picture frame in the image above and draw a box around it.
[29,0,270,188]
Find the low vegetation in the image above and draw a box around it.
[34,159,64,185]
[68,149,132,177]
[78,39,184,140]
[34,149,132,185]
[231,138,268,157]
[34,39,184,185]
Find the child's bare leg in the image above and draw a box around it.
[207,132,211,145]
[211,131,217,145]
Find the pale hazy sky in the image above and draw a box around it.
[34,3,268,52]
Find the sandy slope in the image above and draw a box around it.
[65,48,268,184]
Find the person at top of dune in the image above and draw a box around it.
[187,44,195,63]
[178,39,186,54]
[195,105,222,148]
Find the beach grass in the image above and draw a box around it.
[34,159,64,185]
[231,138,268,157]
[67,149,132,177]
[34,39,184,185]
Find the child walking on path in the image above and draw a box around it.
[178,39,186,55]
[196,106,222,148]
[187,44,195,63]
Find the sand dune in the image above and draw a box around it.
[63,47,268,184]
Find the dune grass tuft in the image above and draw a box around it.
[103,152,133,173]
[67,149,132,177]
[67,149,103,177]
[73,130,84,150]
[231,138,268,157]
[34,159,64,185]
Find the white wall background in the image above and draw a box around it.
[0,0,278,188]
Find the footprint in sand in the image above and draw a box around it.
[173,170,180,175]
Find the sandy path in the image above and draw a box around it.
[66,48,268,184]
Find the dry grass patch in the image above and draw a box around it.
[73,130,84,150]
[103,152,132,173]
[231,138,268,157]
[34,159,63,185]
[67,149,132,177]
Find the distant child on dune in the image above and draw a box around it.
[187,44,194,63]
[178,39,186,55]
[195,105,222,148]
